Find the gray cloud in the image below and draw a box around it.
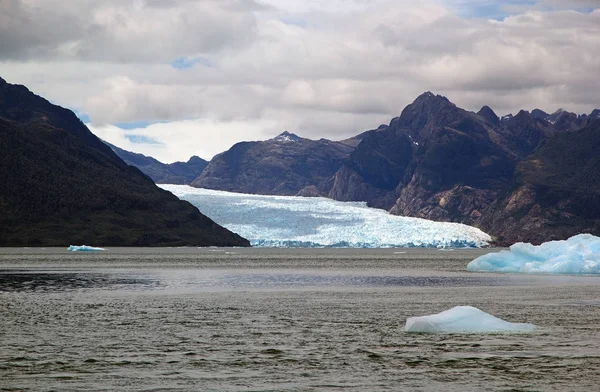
[0,0,598,162]
[0,0,260,62]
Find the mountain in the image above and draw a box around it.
[513,108,588,131]
[190,131,355,196]
[107,142,208,184]
[0,77,249,247]
[330,92,516,218]
[499,110,555,156]
[477,105,500,126]
[186,89,600,245]
[328,95,599,244]
[479,120,600,244]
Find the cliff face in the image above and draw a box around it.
[191,131,354,196]
[0,77,249,247]
[329,93,516,221]
[107,142,208,184]
[478,120,600,245]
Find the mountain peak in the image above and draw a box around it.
[509,110,535,126]
[531,109,549,121]
[395,91,461,133]
[414,91,450,104]
[273,131,301,143]
[187,155,207,164]
[548,108,569,124]
[477,105,499,125]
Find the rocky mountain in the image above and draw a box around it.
[107,142,208,184]
[186,90,599,245]
[0,77,249,247]
[330,92,517,218]
[327,93,599,244]
[191,131,355,196]
[479,120,600,245]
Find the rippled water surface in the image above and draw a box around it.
[1,248,600,391]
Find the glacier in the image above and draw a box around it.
[405,306,536,333]
[161,185,491,248]
[67,245,106,252]
[467,234,600,274]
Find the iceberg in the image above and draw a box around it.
[405,306,536,333]
[160,185,491,248]
[67,245,106,252]
[467,234,600,274]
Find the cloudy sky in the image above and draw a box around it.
[1,0,599,162]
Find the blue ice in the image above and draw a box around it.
[67,245,106,252]
[405,306,536,333]
[467,234,600,274]
[160,185,492,248]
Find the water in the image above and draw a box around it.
[1,248,600,391]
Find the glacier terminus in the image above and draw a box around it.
[161,185,491,248]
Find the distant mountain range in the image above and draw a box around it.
[191,131,362,196]
[106,142,208,184]
[0,77,249,247]
[112,91,599,246]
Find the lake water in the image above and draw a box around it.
[1,248,599,391]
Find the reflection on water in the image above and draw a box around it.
[1,248,600,391]
[0,270,509,293]
[0,271,160,293]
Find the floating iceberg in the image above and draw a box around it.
[405,306,536,333]
[467,234,600,274]
[67,245,106,252]
[160,185,491,248]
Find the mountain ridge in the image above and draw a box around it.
[190,131,355,196]
[0,77,249,247]
[106,142,208,184]
[101,90,600,246]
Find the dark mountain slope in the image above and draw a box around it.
[328,126,414,209]
[477,105,500,126]
[329,95,600,240]
[0,77,249,247]
[479,120,600,245]
[330,93,516,217]
[499,110,555,156]
[107,142,208,184]
[191,131,354,196]
[0,77,116,159]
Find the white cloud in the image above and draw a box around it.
[1,0,599,161]
[89,117,280,163]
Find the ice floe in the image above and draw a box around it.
[405,306,536,333]
[467,234,600,274]
[67,245,106,252]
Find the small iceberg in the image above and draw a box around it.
[467,234,600,274]
[405,306,535,333]
[67,245,106,252]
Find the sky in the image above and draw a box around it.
[1,0,599,162]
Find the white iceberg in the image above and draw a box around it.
[405,306,535,333]
[467,234,600,274]
[160,185,491,248]
[67,245,106,252]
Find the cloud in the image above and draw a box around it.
[0,0,260,62]
[88,118,280,163]
[0,0,599,161]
